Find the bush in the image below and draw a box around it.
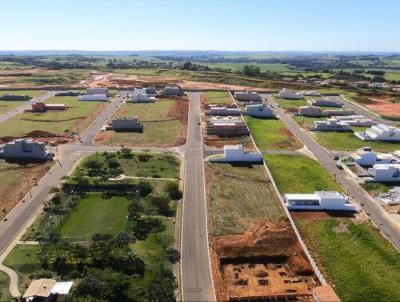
[165,182,182,200]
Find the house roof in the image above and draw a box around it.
[51,281,73,295]
[23,279,57,298]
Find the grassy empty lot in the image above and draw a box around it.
[77,152,181,179]
[0,90,46,98]
[100,99,187,147]
[0,271,12,302]
[265,154,342,193]
[0,96,105,137]
[58,193,130,239]
[295,217,400,301]
[203,91,232,104]
[245,116,302,150]
[206,163,284,237]
[275,97,308,109]
[3,244,41,292]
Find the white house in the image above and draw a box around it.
[129,93,156,103]
[302,90,321,96]
[284,191,356,211]
[355,124,400,141]
[244,104,276,118]
[0,139,53,161]
[378,187,400,205]
[368,163,400,182]
[111,117,143,132]
[312,118,352,131]
[277,88,304,100]
[163,85,183,96]
[350,147,397,166]
[79,94,109,101]
[324,108,355,116]
[309,98,343,108]
[211,145,263,163]
[332,115,374,127]
[298,106,325,117]
[23,279,73,301]
[86,87,108,95]
[233,91,262,102]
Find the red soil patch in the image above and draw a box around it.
[365,96,400,117]
[0,163,51,219]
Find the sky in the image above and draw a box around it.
[0,0,399,52]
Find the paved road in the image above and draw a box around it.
[0,91,55,124]
[181,92,215,301]
[265,94,400,250]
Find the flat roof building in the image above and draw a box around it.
[210,144,263,163]
[350,147,397,166]
[32,102,66,112]
[244,103,276,118]
[163,85,183,96]
[79,94,109,101]
[332,115,374,127]
[206,116,249,136]
[0,139,53,161]
[204,104,241,116]
[233,91,262,102]
[284,191,356,211]
[312,118,352,131]
[111,117,143,132]
[86,87,108,95]
[277,89,304,100]
[0,94,31,101]
[368,163,400,182]
[309,97,343,108]
[298,106,325,117]
[378,187,400,205]
[355,124,400,141]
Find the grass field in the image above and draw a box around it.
[58,193,130,239]
[265,154,342,193]
[0,96,105,137]
[203,91,232,104]
[3,245,41,292]
[245,116,302,150]
[314,128,400,152]
[206,163,284,237]
[101,99,186,147]
[0,90,46,98]
[17,70,89,86]
[295,217,400,301]
[0,271,12,302]
[0,90,46,115]
[275,97,308,109]
[77,152,181,179]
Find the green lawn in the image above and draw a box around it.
[275,97,308,109]
[295,218,400,302]
[0,90,46,99]
[103,99,186,147]
[206,163,284,237]
[17,70,89,86]
[3,245,41,292]
[0,271,12,302]
[58,193,130,239]
[77,152,180,179]
[0,100,27,115]
[265,154,342,193]
[315,129,400,152]
[0,96,104,137]
[203,91,232,104]
[245,116,302,150]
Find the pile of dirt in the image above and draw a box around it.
[211,220,317,301]
[167,97,189,124]
[365,96,400,117]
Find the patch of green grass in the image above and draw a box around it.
[203,91,232,104]
[17,70,89,85]
[114,68,163,76]
[275,97,308,109]
[58,193,130,239]
[3,245,41,292]
[105,99,186,147]
[295,218,400,302]
[206,163,284,237]
[245,116,302,150]
[0,271,12,302]
[77,152,180,179]
[0,96,104,137]
[0,90,46,98]
[265,154,342,193]
[315,129,400,152]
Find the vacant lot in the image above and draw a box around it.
[295,217,400,301]
[313,128,400,152]
[275,97,308,110]
[206,163,284,237]
[245,116,302,150]
[96,99,187,147]
[76,152,180,179]
[58,193,130,239]
[203,91,232,104]
[0,161,51,219]
[265,154,342,193]
[3,244,41,292]
[0,96,106,138]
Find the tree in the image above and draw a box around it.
[166,248,181,264]
[148,194,172,216]
[147,266,177,302]
[242,65,261,77]
[165,182,182,200]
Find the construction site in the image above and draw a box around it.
[210,220,321,301]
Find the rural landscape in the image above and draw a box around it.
[1,0,400,301]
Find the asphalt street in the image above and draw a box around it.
[181,92,215,301]
[265,94,400,250]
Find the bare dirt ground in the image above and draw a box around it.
[211,220,318,301]
[365,95,400,117]
[0,163,51,219]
